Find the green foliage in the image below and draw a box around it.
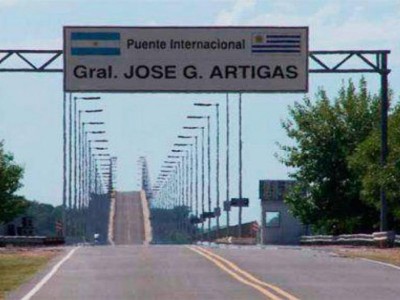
[0,141,28,224]
[279,78,380,234]
[25,201,62,236]
[349,105,400,231]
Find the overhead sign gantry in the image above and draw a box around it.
[63,26,308,92]
[0,26,391,235]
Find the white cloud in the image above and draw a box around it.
[214,0,256,25]
[219,1,400,66]
[0,0,18,7]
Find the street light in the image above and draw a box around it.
[194,102,221,238]
[86,122,105,125]
[178,134,198,237]
[194,103,213,107]
[74,96,101,100]
[187,115,212,241]
[88,131,105,134]
[184,125,206,240]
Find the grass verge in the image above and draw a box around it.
[0,248,60,300]
[336,247,400,267]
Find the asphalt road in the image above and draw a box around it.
[113,191,144,245]
[9,245,400,300]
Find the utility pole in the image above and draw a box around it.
[62,92,67,237]
[238,93,243,238]
[226,94,230,236]
[215,103,220,238]
[207,116,211,241]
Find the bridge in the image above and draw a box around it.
[5,182,400,300]
[2,29,398,299]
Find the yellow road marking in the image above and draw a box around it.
[191,246,299,300]
[187,246,282,300]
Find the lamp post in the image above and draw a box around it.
[178,136,196,216]
[73,96,101,236]
[183,126,205,240]
[174,144,191,210]
[194,102,221,238]
[238,93,243,238]
[171,149,186,230]
[188,116,212,241]
[179,135,198,241]
[226,94,230,236]
[80,121,105,210]
[79,112,103,206]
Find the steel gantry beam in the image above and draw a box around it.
[0,49,389,74]
[0,50,62,72]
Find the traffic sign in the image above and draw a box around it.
[201,211,216,219]
[223,200,231,211]
[230,198,249,207]
[64,26,308,92]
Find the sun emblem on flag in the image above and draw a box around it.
[254,34,263,43]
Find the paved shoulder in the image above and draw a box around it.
[209,245,400,300]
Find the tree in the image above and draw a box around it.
[0,141,28,224]
[279,78,380,234]
[349,105,400,231]
[24,201,63,236]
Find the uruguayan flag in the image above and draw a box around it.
[71,32,121,56]
[251,33,301,54]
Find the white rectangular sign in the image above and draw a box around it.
[64,26,308,93]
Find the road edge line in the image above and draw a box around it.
[360,258,400,271]
[20,247,80,300]
[194,246,299,300]
[187,246,281,300]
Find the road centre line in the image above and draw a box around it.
[193,246,299,300]
[187,246,281,300]
[21,247,80,300]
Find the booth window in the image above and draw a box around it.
[266,211,280,227]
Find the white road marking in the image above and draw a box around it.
[21,247,80,300]
[361,258,400,271]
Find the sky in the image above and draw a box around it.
[1,0,400,226]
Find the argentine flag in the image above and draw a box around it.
[71,32,121,56]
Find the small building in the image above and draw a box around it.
[259,180,306,245]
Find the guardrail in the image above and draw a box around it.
[0,236,65,247]
[301,232,399,247]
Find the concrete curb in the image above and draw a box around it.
[107,192,116,246]
[140,190,153,245]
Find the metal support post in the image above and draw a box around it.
[238,93,243,238]
[380,52,389,231]
[226,94,230,236]
[215,103,220,238]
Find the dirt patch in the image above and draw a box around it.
[309,245,400,267]
[335,247,400,266]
